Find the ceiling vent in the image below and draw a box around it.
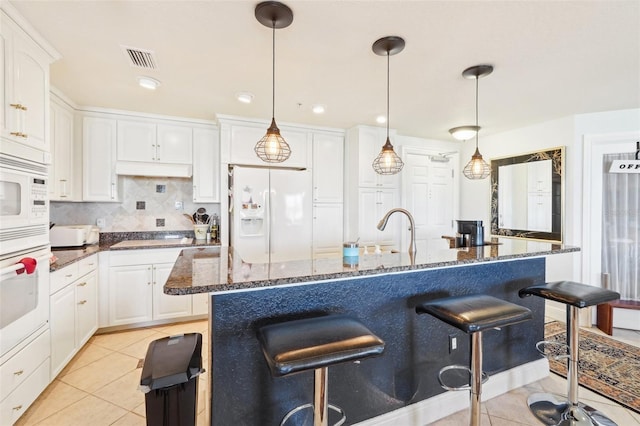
[121,46,157,69]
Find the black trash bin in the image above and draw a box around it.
[140,333,204,426]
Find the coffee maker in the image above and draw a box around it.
[456,220,484,247]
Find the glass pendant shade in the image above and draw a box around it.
[372,137,404,175]
[255,118,291,162]
[463,146,491,179]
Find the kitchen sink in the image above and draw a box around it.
[110,238,193,248]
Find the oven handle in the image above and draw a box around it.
[0,254,51,277]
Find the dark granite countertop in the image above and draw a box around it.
[164,239,580,295]
[50,230,220,271]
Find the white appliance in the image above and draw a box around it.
[50,225,99,248]
[0,154,50,255]
[0,245,50,360]
[231,166,312,263]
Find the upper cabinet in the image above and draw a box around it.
[312,132,343,203]
[1,6,59,156]
[219,117,311,169]
[117,120,193,165]
[83,116,120,202]
[347,126,399,189]
[192,127,220,203]
[49,94,79,201]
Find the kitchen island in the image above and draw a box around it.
[165,240,578,425]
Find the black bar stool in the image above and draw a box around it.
[519,280,620,426]
[416,294,532,426]
[257,315,385,426]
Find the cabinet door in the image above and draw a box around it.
[357,127,399,189]
[377,188,401,247]
[117,120,155,162]
[152,263,191,320]
[108,265,152,326]
[157,124,192,164]
[191,293,209,316]
[358,188,379,246]
[192,127,220,202]
[75,271,98,348]
[50,101,74,200]
[10,29,49,151]
[50,285,76,378]
[228,124,310,168]
[312,203,343,255]
[83,117,119,201]
[313,133,343,203]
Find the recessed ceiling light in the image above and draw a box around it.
[376,115,386,124]
[236,92,254,104]
[311,104,326,114]
[137,76,160,90]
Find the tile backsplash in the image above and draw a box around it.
[50,176,220,232]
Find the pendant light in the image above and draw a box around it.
[372,36,405,175]
[254,1,293,163]
[461,65,493,180]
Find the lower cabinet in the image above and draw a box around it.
[49,255,98,378]
[107,248,198,327]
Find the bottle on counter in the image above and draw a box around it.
[210,214,219,242]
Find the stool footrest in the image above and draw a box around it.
[280,403,346,426]
[535,340,569,360]
[438,364,489,392]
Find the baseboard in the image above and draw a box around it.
[354,358,549,426]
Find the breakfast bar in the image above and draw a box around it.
[165,240,579,425]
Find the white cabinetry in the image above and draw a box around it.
[117,120,192,165]
[312,132,344,256]
[0,7,58,155]
[0,329,50,426]
[192,127,220,202]
[49,95,78,200]
[49,255,98,378]
[345,126,400,249]
[107,248,193,327]
[83,116,120,201]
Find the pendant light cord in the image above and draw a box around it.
[386,51,390,139]
[271,23,276,120]
[474,75,479,150]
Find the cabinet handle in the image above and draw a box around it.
[65,274,73,278]
[10,103,26,110]
[77,282,87,287]
[13,370,24,376]
[111,182,115,199]
[12,405,23,412]
[10,132,27,138]
[78,300,87,305]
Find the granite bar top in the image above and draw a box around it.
[164,238,579,295]
[50,230,220,271]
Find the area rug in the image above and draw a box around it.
[544,321,640,413]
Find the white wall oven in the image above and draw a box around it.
[0,245,50,359]
[0,153,49,255]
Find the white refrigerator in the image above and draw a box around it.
[230,166,312,263]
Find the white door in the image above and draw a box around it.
[152,263,192,320]
[401,148,457,255]
[584,132,640,331]
[269,169,313,262]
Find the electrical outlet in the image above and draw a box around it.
[175,200,183,210]
[96,218,106,228]
[449,334,458,353]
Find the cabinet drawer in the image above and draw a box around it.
[78,254,98,277]
[50,263,79,295]
[0,357,50,426]
[0,329,50,401]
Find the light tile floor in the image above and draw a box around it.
[14,320,640,426]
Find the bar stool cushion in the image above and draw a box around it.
[258,315,385,377]
[519,281,620,308]
[416,294,532,334]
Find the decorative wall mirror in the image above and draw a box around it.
[490,147,564,242]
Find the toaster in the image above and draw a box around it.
[50,225,100,248]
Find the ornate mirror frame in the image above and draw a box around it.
[490,146,564,242]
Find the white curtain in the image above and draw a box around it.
[601,153,639,300]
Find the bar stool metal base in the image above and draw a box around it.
[527,393,617,426]
[280,403,346,426]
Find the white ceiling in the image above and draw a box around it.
[10,0,640,141]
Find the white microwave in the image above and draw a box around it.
[0,154,49,255]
